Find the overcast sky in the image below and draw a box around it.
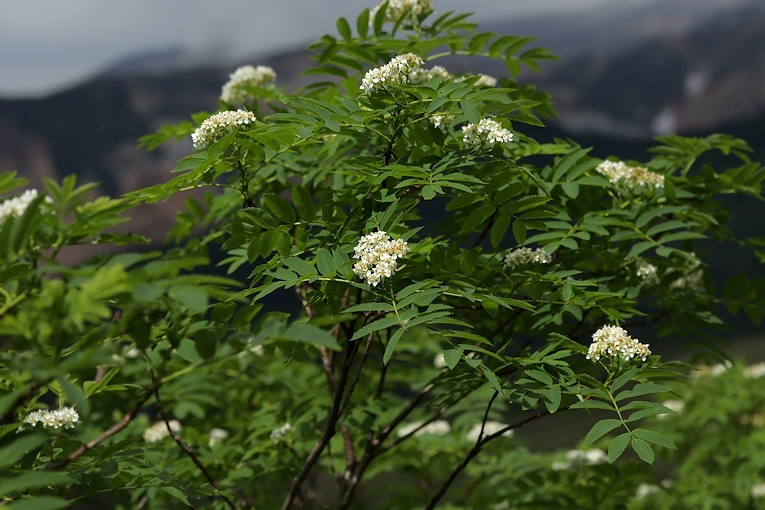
[0,0,622,99]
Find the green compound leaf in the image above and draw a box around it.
[632,428,677,449]
[263,193,296,224]
[569,399,614,411]
[585,418,622,446]
[631,437,655,464]
[336,17,352,40]
[316,248,337,277]
[608,433,631,463]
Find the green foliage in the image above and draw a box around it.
[1,3,764,509]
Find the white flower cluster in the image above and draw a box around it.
[668,261,704,293]
[369,0,433,23]
[0,189,49,224]
[693,360,732,378]
[408,65,453,85]
[635,258,659,285]
[191,109,257,149]
[238,336,265,357]
[430,114,454,132]
[208,428,229,447]
[396,420,451,438]
[220,65,276,103]
[143,420,181,443]
[752,483,765,498]
[636,483,661,500]
[466,421,513,442]
[745,362,765,379]
[270,422,292,442]
[587,325,651,362]
[462,118,514,150]
[595,160,665,189]
[22,407,80,430]
[352,231,409,287]
[657,399,685,419]
[504,247,552,269]
[552,448,609,470]
[475,74,498,87]
[361,53,424,95]
[455,74,498,87]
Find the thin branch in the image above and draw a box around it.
[153,382,236,510]
[380,406,447,454]
[337,383,434,509]
[471,211,497,249]
[375,336,389,400]
[487,308,524,341]
[282,337,358,510]
[339,332,374,416]
[424,408,567,509]
[46,384,158,470]
[476,391,499,444]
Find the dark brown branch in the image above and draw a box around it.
[424,408,567,509]
[46,384,158,470]
[337,383,434,509]
[476,391,499,444]
[340,332,374,416]
[471,211,498,249]
[375,336,389,400]
[282,337,359,510]
[153,383,236,510]
[380,405,448,454]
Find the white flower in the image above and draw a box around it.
[143,420,181,443]
[475,74,498,87]
[270,422,292,442]
[409,65,453,85]
[657,399,684,419]
[208,428,229,447]
[692,360,732,378]
[710,361,732,377]
[352,231,409,287]
[22,407,80,431]
[191,109,257,149]
[745,362,765,379]
[636,483,660,499]
[434,353,447,369]
[752,483,765,498]
[0,189,51,224]
[466,421,513,442]
[369,0,433,24]
[504,247,552,269]
[455,74,498,87]
[361,53,424,95]
[595,160,664,189]
[587,325,651,362]
[669,268,704,293]
[239,336,265,357]
[462,118,513,150]
[220,65,276,103]
[111,346,142,365]
[396,420,451,438]
[553,448,609,470]
[635,258,659,286]
[430,114,454,132]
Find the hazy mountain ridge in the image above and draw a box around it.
[530,1,765,138]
